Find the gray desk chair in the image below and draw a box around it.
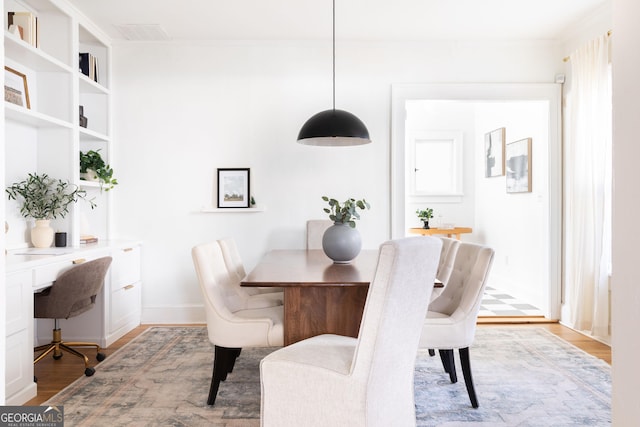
[33,256,113,377]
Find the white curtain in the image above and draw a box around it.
[564,33,612,339]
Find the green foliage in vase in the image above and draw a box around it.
[79,149,118,191]
[416,208,434,221]
[6,173,96,220]
[322,196,370,228]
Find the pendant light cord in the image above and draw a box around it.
[332,0,336,112]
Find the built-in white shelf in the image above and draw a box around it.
[201,205,266,213]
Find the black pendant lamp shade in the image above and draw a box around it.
[296,0,371,146]
[297,109,371,146]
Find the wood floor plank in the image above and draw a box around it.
[23,322,611,406]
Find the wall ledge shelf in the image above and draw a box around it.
[201,205,266,213]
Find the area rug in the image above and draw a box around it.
[45,326,611,426]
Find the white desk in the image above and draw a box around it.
[5,240,142,405]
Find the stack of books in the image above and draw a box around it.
[7,11,39,48]
[79,52,99,83]
[80,235,99,245]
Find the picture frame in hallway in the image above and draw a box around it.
[217,168,250,208]
[484,127,505,177]
[505,138,532,193]
[4,66,30,109]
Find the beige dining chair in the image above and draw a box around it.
[306,219,333,250]
[419,241,495,408]
[430,237,461,302]
[217,237,283,300]
[260,236,442,427]
[192,242,284,405]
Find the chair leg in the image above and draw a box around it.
[459,347,479,408]
[208,345,242,406]
[438,349,457,383]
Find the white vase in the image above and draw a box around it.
[31,219,55,248]
[80,168,99,181]
[322,223,362,264]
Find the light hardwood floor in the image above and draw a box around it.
[24,322,611,406]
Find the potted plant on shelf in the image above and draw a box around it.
[5,173,96,248]
[79,149,118,191]
[416,208,434,229]
[321,196,370,263]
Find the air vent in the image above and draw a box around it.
[114,24,170,41]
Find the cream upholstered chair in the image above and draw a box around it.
[430,237,461,302]
[192,242,284,405]
[306,219,333,250]
[218,237,283,296]
[34,256,112,377]
[419,241,494,408]
[260,236,442,427]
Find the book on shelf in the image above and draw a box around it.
[7,11,39,48]
[80,235,99,244]
[79,52,99,83]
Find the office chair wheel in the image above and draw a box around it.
[85,367,95,377]
[96,352,106,362]
[53,354,63,360]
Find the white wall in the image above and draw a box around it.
[612,0,640,423]
[112,40,563,322]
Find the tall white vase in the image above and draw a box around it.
[31,219,55,248]
[322,222,362,264]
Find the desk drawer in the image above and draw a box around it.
[110,281,141,332]
[111,246,141,291]
[33,260,76,289]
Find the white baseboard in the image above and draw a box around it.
[141,304,205,324]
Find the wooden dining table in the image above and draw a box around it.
[242,248,443,345]
[241,249,379,345]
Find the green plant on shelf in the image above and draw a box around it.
[79,149,118,191]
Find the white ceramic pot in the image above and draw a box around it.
[31,219,55,248]
[80,168,99,181]
[322,222,362,264]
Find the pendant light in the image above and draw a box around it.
[297,0,371,146]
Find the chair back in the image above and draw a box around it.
[426,241,495,346]
[351,236,441,425]
[34,256,112,319]
[306,219,333,250]
[218,237,247,281]
[192,242,283,348]
[436,237,460,285]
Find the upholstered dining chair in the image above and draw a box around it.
[306,219,333,250]
[218,237,283,296]
[260,236,442,427]
[419,241,495,408]
[33,256,113,377]
[430,237,461,302]
[192,241,284,405]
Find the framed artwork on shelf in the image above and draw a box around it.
[4,66,30,109]
[506,138,532,193]
[485,127,505,177]
[217,168,251,208]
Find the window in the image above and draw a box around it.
[407,130,463,197]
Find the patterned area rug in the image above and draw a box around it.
[45,326,611,426]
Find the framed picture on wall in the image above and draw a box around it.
[4,66,30,109]
[506,138,532,193]
[217,168,250,208]
[484,127,505,177]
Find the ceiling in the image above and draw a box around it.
[66,0,609,42]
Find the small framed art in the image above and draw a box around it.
[217,168,250,208]
[484,127,505,177]
[506,138,532,193]
[4,66,30,109]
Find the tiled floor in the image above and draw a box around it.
[478,286,544,317]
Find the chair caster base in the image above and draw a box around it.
[97,352,106,362]
[84,367,95,376]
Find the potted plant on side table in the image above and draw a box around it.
[80,149,118,191]
[321,196,370,263]
[6,173,96,248]
[416,208,434,229]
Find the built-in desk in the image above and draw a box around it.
[4,241,142,405]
